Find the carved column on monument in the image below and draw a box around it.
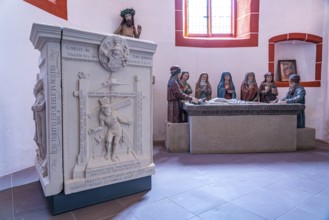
[30,24,63,196]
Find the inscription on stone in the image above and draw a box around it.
[62,43,98,61]
[86,161,142,178]
[128,54,153,66]
[49,50,61,155]
[136,92,143,154]
[69,166,155,193]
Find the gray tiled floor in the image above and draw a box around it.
[1,141,329,220]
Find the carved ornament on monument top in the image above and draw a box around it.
[98,36,129,72]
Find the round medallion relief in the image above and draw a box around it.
[99,36,129,72]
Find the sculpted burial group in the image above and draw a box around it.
[167,66,306,128]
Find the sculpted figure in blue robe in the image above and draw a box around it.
[217,72,236,99]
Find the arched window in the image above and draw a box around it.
[175,0,260,48]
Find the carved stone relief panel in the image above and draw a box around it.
[61,33,155,194]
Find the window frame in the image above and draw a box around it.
[185,0,236,38]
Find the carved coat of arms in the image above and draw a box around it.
[99,36,129,72]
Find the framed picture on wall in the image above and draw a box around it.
[277,60,297,81]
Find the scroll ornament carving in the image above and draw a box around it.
[99,36,129,72]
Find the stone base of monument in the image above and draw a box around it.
[47,176,151,215]
[165,122,189,153]
[297,127,316,150]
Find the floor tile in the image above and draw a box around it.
[201,181,257,201]
[198,202,266,220]
[268,176,328,195]
[12,167,39,187]
[13,182,48,217]
[259,184,314,206]
[297,195,329,217]
[72,200,124,220]
[116,190,165,211]
[0,188,14,220]
[317,186,329,198]
[169,188,227,215]
[231,189,294,219]
[130,198,195,220]
[276,207,329,220]
[14,208,74,220]
[108,211,139,220]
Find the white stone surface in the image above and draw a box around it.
[30,23,157,196]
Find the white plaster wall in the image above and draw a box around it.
[0,0,328,176]
[323,8,329,143]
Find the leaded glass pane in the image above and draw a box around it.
[188,0,208,34]
[211,0,232,34]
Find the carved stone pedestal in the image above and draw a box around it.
[30,23,157,214]
[165,122,189,153]
[297,127,316,150]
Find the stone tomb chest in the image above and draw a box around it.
[30,23,157,213]
[183,99,305,154]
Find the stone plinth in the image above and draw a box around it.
[297,127,316,150]
[165,122,189,153]
[183,99,305,154]
[30,23,157,213]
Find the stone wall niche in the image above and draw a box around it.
[30,23,157,214]
[268,33,322,87]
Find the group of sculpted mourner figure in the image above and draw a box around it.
[167,65,306,128]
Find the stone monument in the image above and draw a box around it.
[30,23,157,214]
